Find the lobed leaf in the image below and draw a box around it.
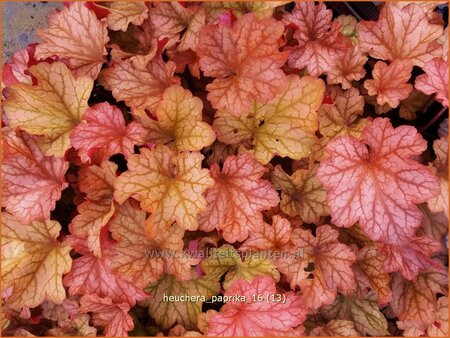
[198,13,288,115]
[3,62,93,157]
[213,74,324,164]
[35,2,109,78]
[317,118,440,244]
[198,153,279,242]
[1,129,68,223]
[2,213,72,310]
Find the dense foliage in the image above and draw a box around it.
[1,1,449,337]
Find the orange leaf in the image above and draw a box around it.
[357,3,443,66]
[277,225,356,309]
[320,294,389,336]
[80,294,134,337]
[69,161,116,257]
[114,145,214,237]
[99,57,180,111]
[109,18,158,66]
[282,2,352,76]
[63,238,148,306]
[144,271,220,330]
[150,2,206,52]
[203,2,287,22]
[319,86,368,139]
[1,129,68,224]
[71,102,147,163]
[391,266,448,330]
[427,296,448,336]
[439,27,448,62]
[198,153,279,243]
[353,246,392,305]
[428,136,449,217]
[198,13,288,115]
[35,2,109,78]
[239,215,292,253]
[167,49,201,78]
[364,60,413,109]
[399,90,431,120]
[98,1,149,32]
[336,15,358,38]
[377,236,441,280]
[108,201,195,287]
[326,45,367,90]
[418,204,448,250]
[2,213,72,310]
[310,320,359,336]
[2,48,32,85]
[3,62,93,157]
[317,118,440,244]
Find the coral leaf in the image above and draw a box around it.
[317,118,440,244]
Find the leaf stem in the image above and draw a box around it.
[419,106,448,133]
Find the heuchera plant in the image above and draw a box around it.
[1,1,449,337]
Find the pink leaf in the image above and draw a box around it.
[198,153,279,243]
[63,240,148,306]
[207,276,307,336]
[282,2,351,76]
[80,294,134,336]
[70,102,146,163]
[415,57,449,107]
[317,118,440,244]
[1,129,68,223]
[377,236,441,280]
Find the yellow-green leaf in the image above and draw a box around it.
[201,244,280,289]
[144,271,220,330]
[310,319,359,336]
[271,164,328,224]
[321,294,390,336]
[143,85,215,151]
[213,74,324,164]
[3,62,93,156]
